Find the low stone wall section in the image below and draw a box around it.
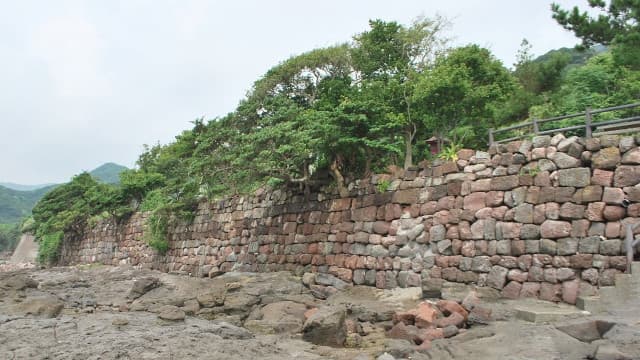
[58,134,640,304]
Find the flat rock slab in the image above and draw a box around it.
[514,299,587,323]
[556,320,616,342]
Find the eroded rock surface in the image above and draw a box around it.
[0,265,638,360]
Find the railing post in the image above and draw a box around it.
[585,107,593,138]
[532,118,539,134]
[488,128,494,145]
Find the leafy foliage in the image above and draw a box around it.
[0,223,20,252]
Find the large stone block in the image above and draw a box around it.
[463,192,487,211]
[540,220,572,238]
[490,175,520,191]
[559,203,585,220]
[614,165,640,187]
[513,203,534,223]
[621,147,640,164]
[557,237,578,256]
[392,189,421,205]
[557,168,591,187]
[591,169,613,186]
[592,147,621,169]
[550,152,581,169]
[487,265,509,290]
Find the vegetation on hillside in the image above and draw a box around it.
[0,163,128,254]
[29,2,640,264]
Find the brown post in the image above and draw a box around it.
[585,107,593,138]
[532,118,539,134]
[488,128,494,144]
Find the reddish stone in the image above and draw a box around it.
[609,256,627,271]
[539,283,562,302]
[435,312,465,328]
[464,192,487,211]
[501,281,522,299]
[468,306,492,324]
[570,254,593,269]
[627,203,640,217]
[571,219,590,238]
[491,175,520,191]
[498,222,521,239]
[545,202,560,219]
[393,309,418,325]
[492,206,508,220]
[418,327,444,342]
[562,279,580,304]
[586,202,606,221]
[605,222,621,238]
[330,198,352,211]
[614,165,640,187]
[507,269,528,282]
[437,300,469,321]
[591,169,613,186]
[603,187,625,204]
[392,189,421,205]
[415,302,438,328]
[387,322,420,342]
[519,282,541,298]
[304,308,318,320]
[559,203,585,219]
[603,206,626,221]
[384,204,402,221]
[540,220,571,238]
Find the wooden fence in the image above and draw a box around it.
[489,102,640,144]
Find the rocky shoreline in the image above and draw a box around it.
[1,264,638,359]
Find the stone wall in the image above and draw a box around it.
[58,134,640,304]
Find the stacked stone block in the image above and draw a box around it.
[59,134,640,304]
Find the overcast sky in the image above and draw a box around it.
[0,0,586,185]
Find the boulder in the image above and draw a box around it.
[157,305,185,321]
[302,306,347,347]
[127,277,160,300]
[18,295,64,318]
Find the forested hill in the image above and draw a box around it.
[90,163,128,184]
[0,163,128,225]
[0,185,54,224]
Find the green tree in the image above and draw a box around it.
[552,0,640,68]
[413,45,516,148]
[352,17,448,169]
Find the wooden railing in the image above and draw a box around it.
[489,102,640,144]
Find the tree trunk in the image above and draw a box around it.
[404,126,416,170]
[329,159,349,198]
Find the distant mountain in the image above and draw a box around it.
[533,44,608,67]
[0,185,56,224]
[0,182,57,192]
[0,162,128,224]
[89,162,128,184]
